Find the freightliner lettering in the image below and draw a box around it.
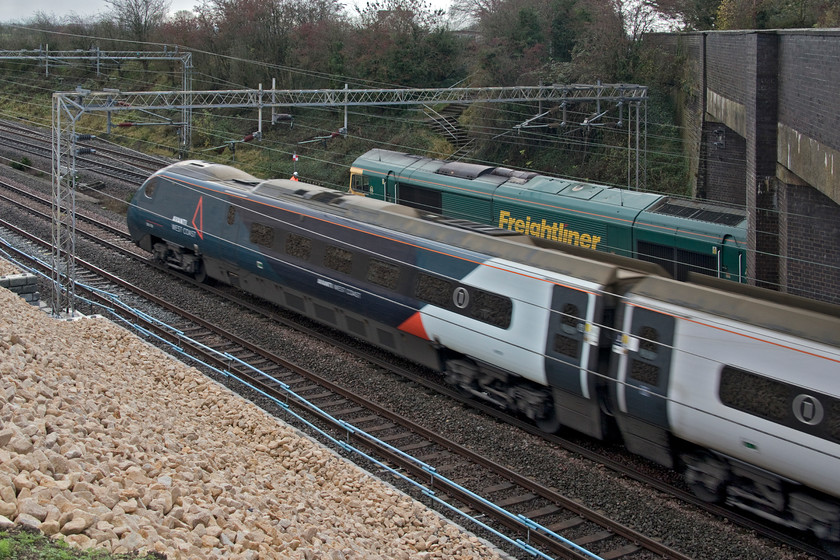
[498,210,602,250]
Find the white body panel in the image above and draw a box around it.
[419,257,602,388]
[627,294,840,497]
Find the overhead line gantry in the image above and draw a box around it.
[51,83,647,315]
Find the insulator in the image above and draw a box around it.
[117,122,134,127]
[76,148,96,155]
[74,134,95,141]
[243,133,255,142]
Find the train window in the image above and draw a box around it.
[250,223,274,247]
[468,290,511,329]
[227,206,236,225]
[638,326,659,360]
[143,177,160,199]
[721,365,840,443]
[719,366,787,422]
[350,173,368,194]
[561,303,580,334]
[415,273,512,329]
[286,233,311,260]
[628,326,661,385]
[553,334,580,358]
[367,259,400,289]
[324,246,353,275]
[416,274,452,308]
[630,360,660,386]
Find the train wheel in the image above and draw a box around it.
[683,452,728,503]
[193,260,208,284]
[688,476,725,503]
[535,410,560,434]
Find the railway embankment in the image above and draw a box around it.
[0,281,505,559]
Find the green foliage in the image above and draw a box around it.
[471,0,577,85]
[550,0,589,62]
[346,0,462,87]
[0,538,13,559]
[715,0,837,29]
[9,156,31,172]
[0,527,164,559]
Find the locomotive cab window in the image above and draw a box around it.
[350,172,368,194]
[143,177,161,199]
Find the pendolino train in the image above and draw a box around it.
[349,149,748,283]
[128,161,840,550]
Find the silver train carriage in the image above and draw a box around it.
[127,161,840,550]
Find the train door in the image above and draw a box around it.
[385,171,397,203]
[718,234,745,282]
[544,285,604,438]
[612,304,675,467]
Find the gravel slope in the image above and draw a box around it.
[0,284,508,559]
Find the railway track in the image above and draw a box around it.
[0,212,693,560]
[0,119,171,183]
[0,136,828,558]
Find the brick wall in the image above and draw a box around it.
[779,182,840,304]
[744,32,780,289]
[702,124,746,205]
[705,32,750,104]
[644,29,840,303]
[777,31,840,149]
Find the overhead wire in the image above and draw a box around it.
[0,29,832,295]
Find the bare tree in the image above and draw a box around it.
[449,0,504,22]
[106,0,172,43]
[644,0,722,30]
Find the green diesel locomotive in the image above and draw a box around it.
[350,149,747,282]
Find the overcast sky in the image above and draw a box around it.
[1,0,207,23]
[1,0,452,24]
